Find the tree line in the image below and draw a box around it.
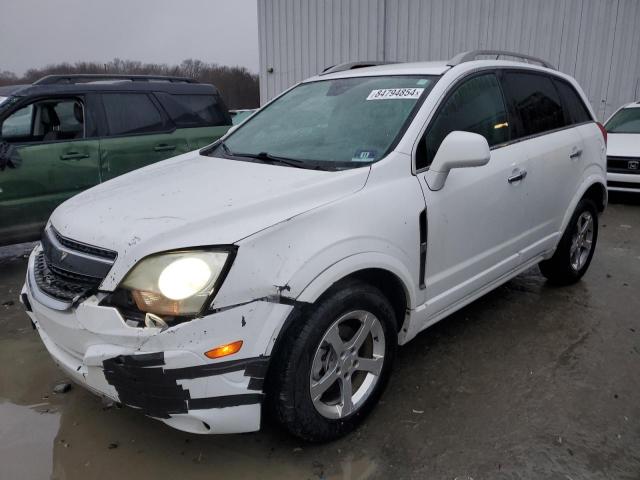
[0,59,259,109]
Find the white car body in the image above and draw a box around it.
[605,102,640,192]
[22,57,607,436]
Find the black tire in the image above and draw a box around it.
[539,198,598,285]
[267,279,397,442]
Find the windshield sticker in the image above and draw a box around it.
[416,79,429,86]
[352,149,378,162]
[366,88,424,101]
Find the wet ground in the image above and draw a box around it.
[1,193,639,480]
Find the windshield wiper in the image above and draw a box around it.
[217,142,334,170]
[226,148,310,169]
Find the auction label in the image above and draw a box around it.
[366,88,424,100]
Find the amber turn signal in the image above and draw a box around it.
[204,340,243,359]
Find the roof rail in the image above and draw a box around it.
[447,50,555,70]
[33,74,197,85]
[320,61,390,76]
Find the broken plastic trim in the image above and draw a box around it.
[102,352,269,419]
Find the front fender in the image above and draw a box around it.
[293,250,417,308]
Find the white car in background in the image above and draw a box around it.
[605,101,640,192]
[22,50,607,441]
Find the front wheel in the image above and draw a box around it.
[539,198,598,285]
[268,279,397,442]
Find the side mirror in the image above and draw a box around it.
[424,131,490,191]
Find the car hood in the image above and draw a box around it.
[51,150,369,269]
[607,133,640,157]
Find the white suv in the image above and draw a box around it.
[605,101,640,192]
[22,50,607,441]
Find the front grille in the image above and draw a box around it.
[34,251,100,302]
[32,226,117,306]
[607,156,640,175]
[53,228,117,260]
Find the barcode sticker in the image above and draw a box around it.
[366,88,424,100]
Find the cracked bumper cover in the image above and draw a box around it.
[22,250,294,434]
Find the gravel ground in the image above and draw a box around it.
[0,193,639,480]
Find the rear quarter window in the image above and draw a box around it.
[502,72,566,138]
[553,79,593,124]
[156,93,231,128]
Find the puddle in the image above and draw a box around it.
[0,402,60,479]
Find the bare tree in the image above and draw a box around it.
[0,59,259,109]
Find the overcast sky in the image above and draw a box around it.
[0,0,259,75]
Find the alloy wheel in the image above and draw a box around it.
[570,211,594,271]
[309,310,386,419]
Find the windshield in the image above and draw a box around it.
[219,75,437,168]
[606,107,640,134]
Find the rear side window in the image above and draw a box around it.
[553,79,592,124]
[418,73,509,169]
[101,93,166,136]
[502,72,565,138]
[156,93,231,127]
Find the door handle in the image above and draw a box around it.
[60,152,89,161]
[508,169,528,183]
[569,149,583,159]
[153,144,176,152]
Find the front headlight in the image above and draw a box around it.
[118,250,232,316]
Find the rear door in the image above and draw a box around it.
[0,96,100,244]
[154,92,232,150]
[500,71,585,258]
[97,93,190,182]
[416,72,530,318]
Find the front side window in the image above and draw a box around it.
[102,93,166,136]
[1,98,84,142]
[503,72,565,137]
[1,104,33,138]
[418,73,508,169]
[606,107,640,134]
[219,75,437,168]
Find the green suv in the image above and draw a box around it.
[0,74,232,246]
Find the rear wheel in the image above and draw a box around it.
[539,198,598,285]
[268,279,397,441]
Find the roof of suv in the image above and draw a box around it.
[308,59,559,82]
[1,75,220,98]
[306,50,561,82]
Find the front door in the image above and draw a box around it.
[0,97,100,244]
[415,72,530,322]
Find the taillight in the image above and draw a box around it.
[597,122,608,145]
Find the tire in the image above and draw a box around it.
[539,198,598,285]
[267,279,397,442]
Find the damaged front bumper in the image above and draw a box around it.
[22,246,293,434]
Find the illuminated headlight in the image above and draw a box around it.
[119,250,232,316]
